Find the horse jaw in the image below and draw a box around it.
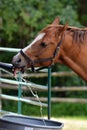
[61,56,87,82]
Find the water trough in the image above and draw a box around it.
[0,114,64,130]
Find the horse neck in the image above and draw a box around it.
[57,32,87,82]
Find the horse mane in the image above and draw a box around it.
[66,27,87,44]
[41,24,87,44]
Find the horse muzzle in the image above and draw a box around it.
[12,53,27,70]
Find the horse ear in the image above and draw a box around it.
[52,17,60,25]
[59,23,68,35]
[62,23,68,31]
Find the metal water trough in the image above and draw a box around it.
[0,114,64,130]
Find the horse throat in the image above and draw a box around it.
[60,55,87,82]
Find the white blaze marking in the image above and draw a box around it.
[23,33,46,52]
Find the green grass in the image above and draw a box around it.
[2,101,87,118]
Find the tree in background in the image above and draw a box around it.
[77,0,87,26]
[0,0,81,48]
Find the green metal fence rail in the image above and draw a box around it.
[0,47,51,119]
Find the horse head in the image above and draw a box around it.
[12,17,87,81]
[12,17,68,71]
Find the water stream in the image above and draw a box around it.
[22,77,46,126]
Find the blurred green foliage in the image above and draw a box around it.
[0,0,81,48]
[77,0,87,26]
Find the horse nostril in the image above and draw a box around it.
[12,54,22,67]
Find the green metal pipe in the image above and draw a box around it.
[0,47,20,52]
[17,72,22,114]
[48,67,51,119]
[0,78,47,90]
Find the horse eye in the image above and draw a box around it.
[40,42,47,47]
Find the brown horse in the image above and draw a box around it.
[12,17,87,82]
